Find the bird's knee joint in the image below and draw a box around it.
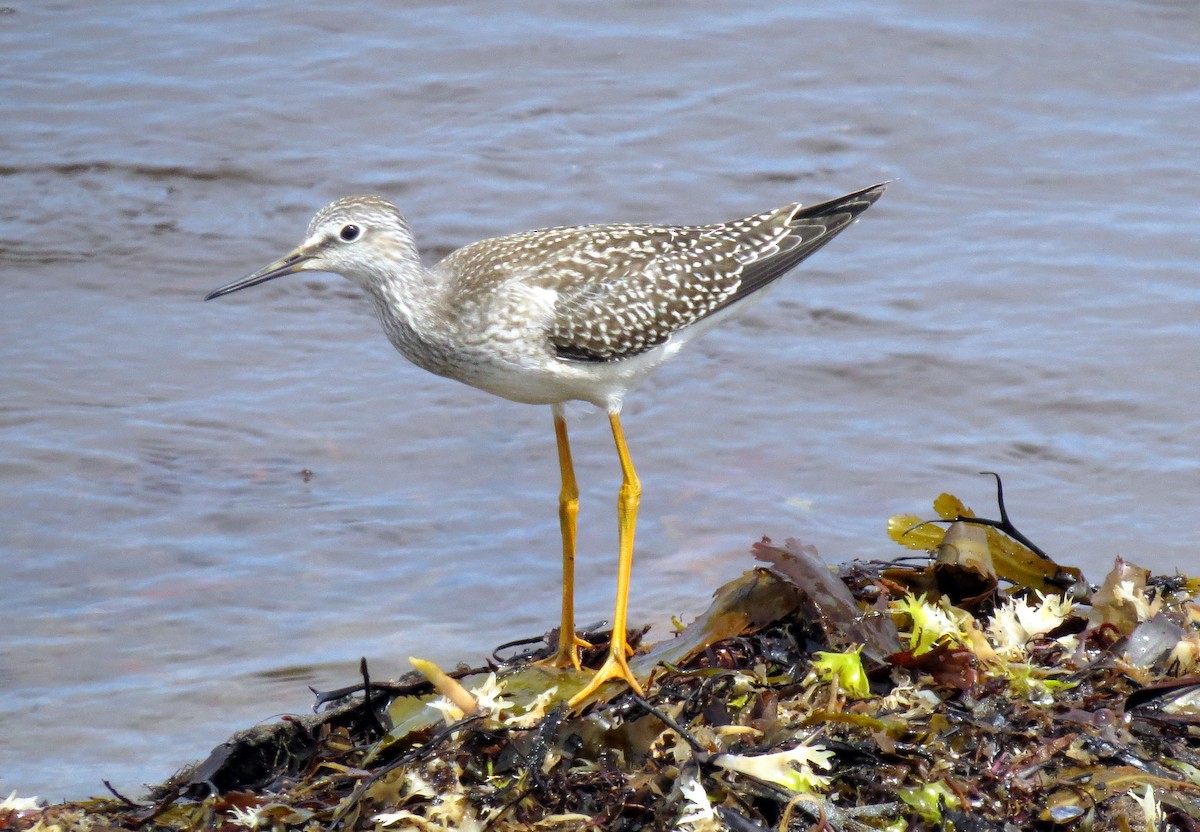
[559,494,579,518]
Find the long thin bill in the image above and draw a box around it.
[204,250,312,301]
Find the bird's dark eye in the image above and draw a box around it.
[339,224,362,242]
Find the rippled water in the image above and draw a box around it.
[3,0,1199,800]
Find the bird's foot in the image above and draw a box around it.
[567,645,645,708]
[534,631,593,672]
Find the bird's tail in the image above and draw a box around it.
[724,181,888,306]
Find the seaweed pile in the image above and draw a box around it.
[6,482,1200,831]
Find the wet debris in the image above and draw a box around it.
[8,480,1200,831]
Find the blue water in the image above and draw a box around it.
[2,0,1199,800]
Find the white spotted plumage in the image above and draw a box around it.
[209,183,886,410]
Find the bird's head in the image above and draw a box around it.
[205,195,420,301]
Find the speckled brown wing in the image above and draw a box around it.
[436,182,885,364]
[539,211,789,362]
[545,181,887,362]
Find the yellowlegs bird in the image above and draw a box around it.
[205,181,886,705]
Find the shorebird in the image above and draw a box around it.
[205,181,886,705]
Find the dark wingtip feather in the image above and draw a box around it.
[790,181,889,223]
[722,181,887,307]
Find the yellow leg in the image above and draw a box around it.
[537,406,591,670]
[568,409,646,707]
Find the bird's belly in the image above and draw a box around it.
[375,304,681,409]
[443,348,673,409]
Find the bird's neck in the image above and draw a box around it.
[360,261,458,375]
[352,236,439,323]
